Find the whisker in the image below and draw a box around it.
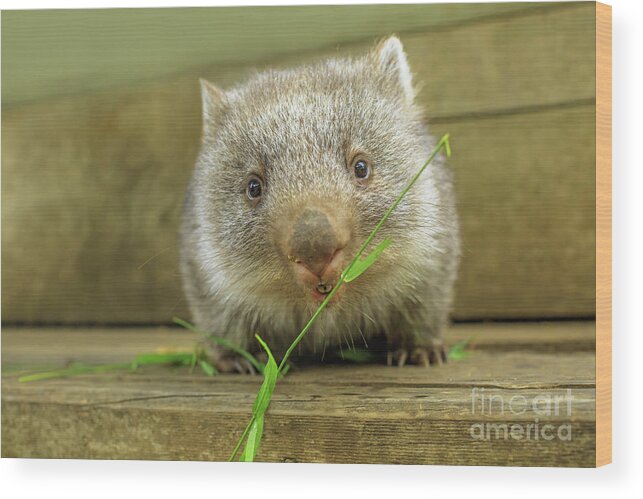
[137,246,174,270]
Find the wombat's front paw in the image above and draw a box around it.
[212,353,259,374]
[200,341,265,374]
[386,340,447,367]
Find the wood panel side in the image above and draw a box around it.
[595,1,612,468]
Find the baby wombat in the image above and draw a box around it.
[180,36,460,372]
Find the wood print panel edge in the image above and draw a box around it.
[595,0,612,468]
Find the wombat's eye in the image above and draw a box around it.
[246,177,263,200]
[353,159,370,180]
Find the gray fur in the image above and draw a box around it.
[180,37,460,367]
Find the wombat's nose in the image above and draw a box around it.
[288,209,340,278]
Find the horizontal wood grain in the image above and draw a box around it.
[2,102,596,323]
[1,2,573,106]
[1,322,596,466]
[1,321,596,369]
[437,104,596,319]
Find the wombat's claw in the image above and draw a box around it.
[387,349,409,367]
[412,345,447,367]
[234,358,257,375]
[387,344,447,367]
[212,355,258,374]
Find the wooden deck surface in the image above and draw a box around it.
[1,322,596,466]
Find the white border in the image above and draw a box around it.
[1,0,641,496]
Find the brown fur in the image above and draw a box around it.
[180,37,460,370]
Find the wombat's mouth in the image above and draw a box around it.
[289,246,346,304]
[277,205,352,304]
[310,280,342,304]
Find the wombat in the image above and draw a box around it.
[180,36,460,372]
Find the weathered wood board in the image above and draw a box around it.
[1,2,572,106]
[1,321,597,369]
[2,322,596,466]
[2,2,597,324]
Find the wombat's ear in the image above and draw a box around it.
[371,36,415,105]
[199,78,227,138]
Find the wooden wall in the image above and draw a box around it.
[1,2,596,324]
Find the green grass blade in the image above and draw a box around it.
[239,414,265,462]
[132,352,195,368]
[228,416,255,462]
[172,316,264,374]
[189,350,198,373]
[230,334,279,462]
[250,335,278,414]
[448,336,475,360]
[21,351,197,383]
[199,359,218,376]
[340,348,375,363]
[342,237,392,282]
[280,363,291,376]
[230,135,451,460]
[18,362,131,382]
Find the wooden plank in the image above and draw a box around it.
[2,3,596,118]
[186,3,596,118]
[595,1,612,468]
[1,105,597,322]
[448,321,596,352]
[1,323,596,466]
[2,4,597,323]
[1,387,596,466]
[1,353,597,394]
[1,321,597,370]
[435,104,596,319]
[1,2,564,106]
[394,2,596,118]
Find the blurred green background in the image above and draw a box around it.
[1,2,596,324]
